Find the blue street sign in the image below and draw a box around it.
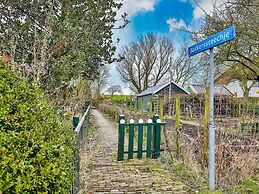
[188,26,236,57]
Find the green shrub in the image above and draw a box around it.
[0,62,75,193]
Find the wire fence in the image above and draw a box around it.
[101,93,259,187]
[162,93,259,188]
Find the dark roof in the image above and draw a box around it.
[188,84,233,96]
[137,81,189,97]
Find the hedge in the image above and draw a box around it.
[0,62,75,193]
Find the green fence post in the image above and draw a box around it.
[73,116,79,130]
[118,115,125,161]
[154,118,161,159]
[146,119,153,158]
[128,119,135,159]
[137,119,144,159]
[152,115,159,159]
[73,116,81,147]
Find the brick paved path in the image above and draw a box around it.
[80,109,193,193]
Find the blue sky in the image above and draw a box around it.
[109,0,225,94]
[131,0,193,37]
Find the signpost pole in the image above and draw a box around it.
[208,47,215,190]
[188,26,236,191]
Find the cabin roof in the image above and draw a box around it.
[188,84,233,96]
[137,81,189,97]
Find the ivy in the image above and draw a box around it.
[0,62,75,193]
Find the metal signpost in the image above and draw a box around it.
[188,26,236,190]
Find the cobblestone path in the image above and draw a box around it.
[80,109,194,193]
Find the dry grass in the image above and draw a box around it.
[215,131,259,187]
[163,125,259,190]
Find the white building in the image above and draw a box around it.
[226,80,259,98]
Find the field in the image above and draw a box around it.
[103,94,132,100]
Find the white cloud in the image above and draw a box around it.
[118,0,160,17]
[166,18,187,32]
[166,0,227,33]
[114,0,160,48]
[193,0,227,19]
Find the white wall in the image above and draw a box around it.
[226,80,259,98]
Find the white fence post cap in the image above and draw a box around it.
[120,119,125,124]
[130,119,135,123]
[138,119,144,123]
[156,119,161,123]
[148,119,152,123]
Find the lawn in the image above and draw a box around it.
[103,94,132,100]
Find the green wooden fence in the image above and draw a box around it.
[72,105,90,194]
[117,115,165,161]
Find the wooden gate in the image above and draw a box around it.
[117,115,165,161]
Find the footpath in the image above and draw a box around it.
[80,109,194,193]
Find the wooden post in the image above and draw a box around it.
[204,87,210,163]
[240,121,244,132]
[159,97,164,122]
[169,72,172,116]
[237,99,241,117]
[141,98,144,116]
[149,97,153,118]
[175,96,180,157]
[125,98,128,109]
[137,119,144,159]
[135,97,138,113]
[130,96,133,112]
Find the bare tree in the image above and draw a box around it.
[117,34,175,93]
[92,65,110,97]
[106,85,122,98]
[170,47,204,86]
[189,0,259,96]
[193,0,259,81]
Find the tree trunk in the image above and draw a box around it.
[241,80,250,98]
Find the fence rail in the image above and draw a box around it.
[72,105,90,194]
